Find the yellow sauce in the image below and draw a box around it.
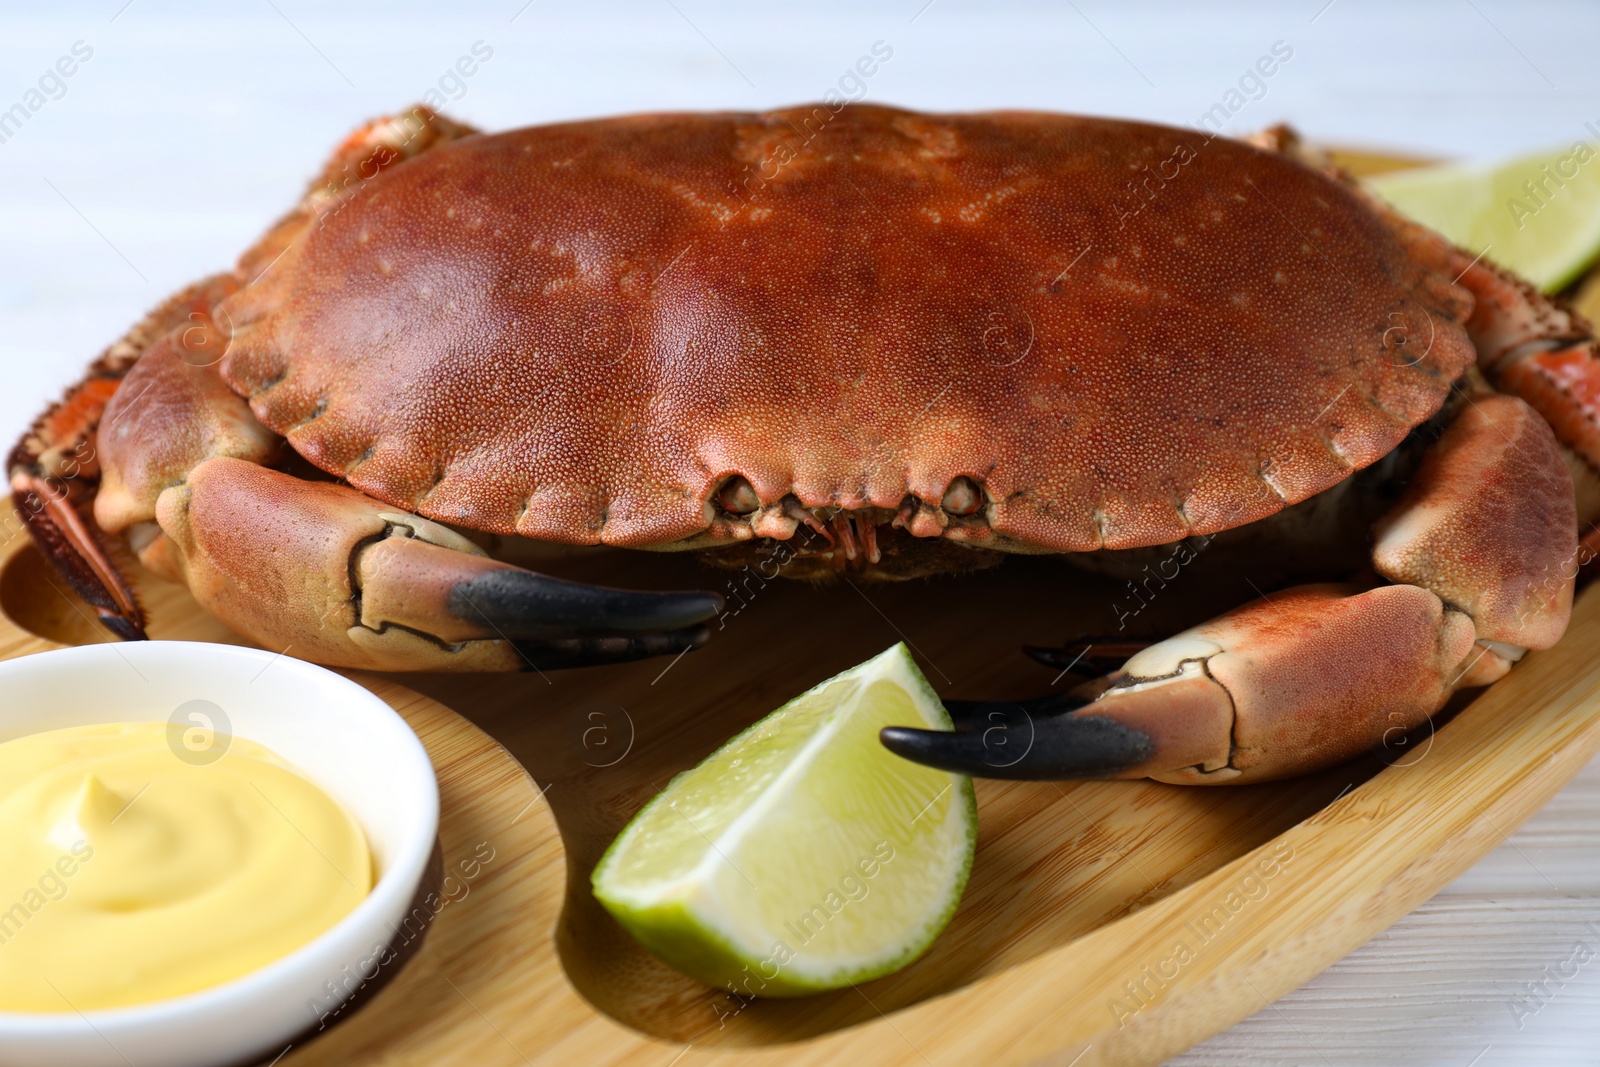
[0,723,372,1011]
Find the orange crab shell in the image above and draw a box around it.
[211,104,1476,554]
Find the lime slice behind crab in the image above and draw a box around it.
[1366,141,1600,292]
[591,643,977,996]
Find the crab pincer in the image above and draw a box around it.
[884,585,1468,783]
[150,458,722,673]
[887,392,1578,784]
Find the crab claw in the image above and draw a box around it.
[938,692,1090,730]
[882,693,1155,779]
[447,562,721,640]
[359,535,722,669]
[884,584,1479,784]
[152,457,722,672]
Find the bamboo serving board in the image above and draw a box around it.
[4,145,1598,1067]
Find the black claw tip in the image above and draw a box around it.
[941,693,1089,730]
[98,611,148,643]
[881,710,1155,780]
[513,623,712,672]
[452,569,723,640]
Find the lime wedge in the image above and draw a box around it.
[1366,140,1600,292]
[591,643,976,997]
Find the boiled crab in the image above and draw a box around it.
[12,105,1599,785]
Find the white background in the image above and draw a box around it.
[2,2,1598,1063]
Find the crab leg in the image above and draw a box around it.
[1352,173,1600,489]
[1455,259,1600,490]
[884,394,1576,783]
[7,274,240,639]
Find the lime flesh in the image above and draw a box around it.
[1366,139,1600,292]
[591,643,976,997]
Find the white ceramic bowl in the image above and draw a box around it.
[0,641,439,1067]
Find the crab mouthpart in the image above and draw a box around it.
[824,511,883,570]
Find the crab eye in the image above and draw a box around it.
[717,476,761,515]
[941,476,984,516]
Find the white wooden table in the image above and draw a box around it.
[2,2,1597,1062]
